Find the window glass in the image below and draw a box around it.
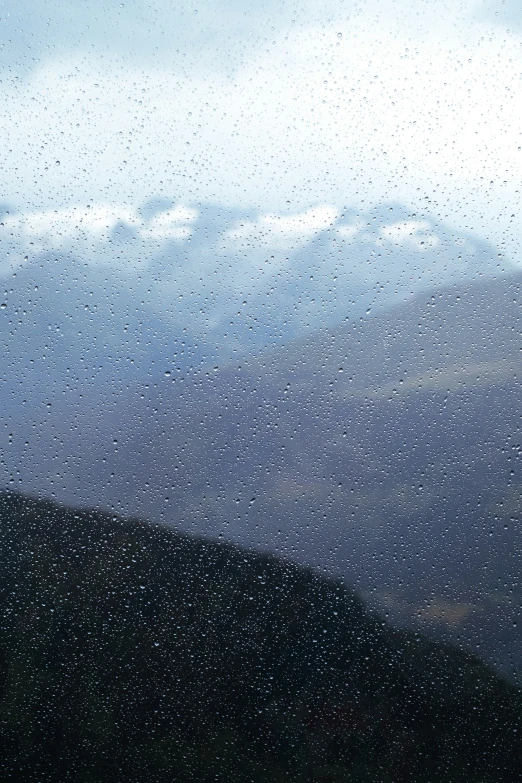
[0,1,521,780]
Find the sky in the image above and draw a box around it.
[0,0,521,264]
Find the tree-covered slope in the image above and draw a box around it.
[0,492,520,782]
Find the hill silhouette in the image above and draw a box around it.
[0,491,521,782]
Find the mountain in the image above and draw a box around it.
[0,214,521,684]
[0,491,521,782]
[0,199,506,411]
[85,272,520,682]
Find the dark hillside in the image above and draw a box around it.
[0,492,521,782]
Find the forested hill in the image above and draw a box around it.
[0,491,521,782]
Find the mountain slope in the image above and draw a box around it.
[1,272,522,684]
[0,491,521,782]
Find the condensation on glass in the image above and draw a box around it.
[0,1,520,780]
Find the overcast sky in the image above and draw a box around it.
[1,0,521,263]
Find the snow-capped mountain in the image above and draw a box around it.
[0,198,508,405]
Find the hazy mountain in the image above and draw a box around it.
[2,270,521,683]
[0,199,507,413]
[0,491,520,782]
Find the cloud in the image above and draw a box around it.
[0,0,520,266]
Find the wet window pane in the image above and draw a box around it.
[0,1,521,780]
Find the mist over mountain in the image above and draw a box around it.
[3,0,522,776]
[2,258,521,683]
[0,199,507,409]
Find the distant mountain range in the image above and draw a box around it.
[0,199,508,408]
[0,491,520,782]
